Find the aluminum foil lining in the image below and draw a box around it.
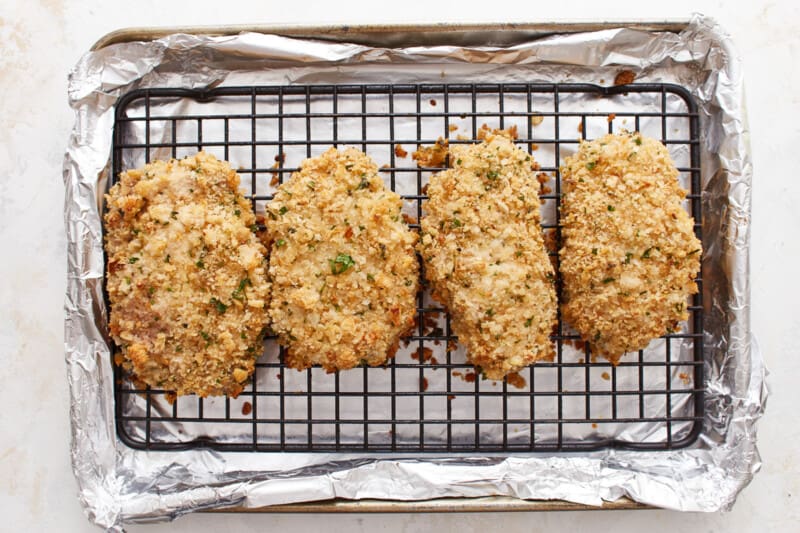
[64,15,767,531]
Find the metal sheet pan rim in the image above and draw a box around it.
[90,20,692,51]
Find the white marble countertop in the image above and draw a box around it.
[1,1,797,531]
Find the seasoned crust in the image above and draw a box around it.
[104,152,270,397]
[559,131,701,363]
[419,133,558,380]
[267,147,419,372]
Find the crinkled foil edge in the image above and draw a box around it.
[64,14,767,531]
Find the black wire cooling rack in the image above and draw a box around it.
[110,82,704,453]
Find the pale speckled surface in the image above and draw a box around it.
[0,1,797,531]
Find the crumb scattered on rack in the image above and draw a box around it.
[506,372,526,389]
[412,137,449,167]
[614,70,636,86]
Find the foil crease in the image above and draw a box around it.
[64,15,766,531]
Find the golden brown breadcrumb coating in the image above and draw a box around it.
[559,131,701,363]
[104,152,270,397]
[267,147,419,372]
[419,133,557,380]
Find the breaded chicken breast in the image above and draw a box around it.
[419,133,557,380]
[104,152,271,397]
[559,131,701,363]
[267,147,419,372]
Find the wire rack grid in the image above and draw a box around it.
[110,82,704,453]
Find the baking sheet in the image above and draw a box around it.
[64,15,766,531]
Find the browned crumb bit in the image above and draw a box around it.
[542,228,558,254]
[476,123,518,141]
[452,371,462,378]
[447,340,458,352]
[241,401,252,415]
[530,114,544,126]
[464,372,477,383]
[578,357,585,364]
[412,137,449,167]
[506,372,527,389]
[276,373,282,380]
[412,346,434,362]
[577,122,583,133]
[448,124,458,132]
[591,423,598,429]
[447,394,456,401]
[456,134,470,141]
[607,113,617,123]
[420,377,429,391]
[165,392,177,404]
[380,164,390,171]
[530,143,539,151]
[269,152,286,186]
[678,372,691,385]
[394,144,408,158]
[614,70,636,86]
[402,213,418,225]
[429,99,437,106]
[430,356,439,365]
[601,371,611,381]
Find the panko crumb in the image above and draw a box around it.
[559,131,701,363]
[267,147,419,372]
[412,137,449,168]
[419,132,557,380]
[614,70,636,86]
[104,152,270,398]
[477,124,518,141]
[394,144,408,158]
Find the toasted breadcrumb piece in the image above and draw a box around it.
[419,133,557,380]
[559,131,701,363]
[412,137,449,167]
[267,147,419,372]
[104,152,270,397]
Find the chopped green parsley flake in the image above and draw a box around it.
[329,253,355,275]
[210,297,228,314]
